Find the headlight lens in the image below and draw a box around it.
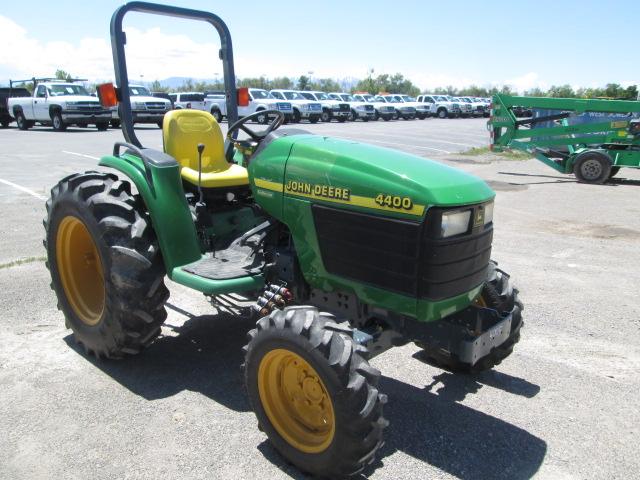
[441,210,471,238]
[483,202,494,225]
[133,101,146,110]
[301,104,309,110]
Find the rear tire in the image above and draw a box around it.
[1,119,10,128]
[321,109,331,123]
[573,151,611,184]
[243,307,387,478]
[44,171,169,359]
[211,108,223,123]
[96,122,109,131]
[349,109,357,122]
[292,109,301,123]
[417,261,523,374]
[437,108,447,119]
[309,115,319,124]
[16,111,29,130]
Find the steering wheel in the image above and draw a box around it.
[226,109,285,157]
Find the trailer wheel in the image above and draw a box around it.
[417,261,523,374]
[243,307,387,478]
[44,171,169,359]
[573,151,611,184]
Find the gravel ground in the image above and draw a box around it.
[0,118,638,480]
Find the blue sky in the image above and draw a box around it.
[1,0,638,91]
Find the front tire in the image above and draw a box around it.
[211,108,223,123]
[321,108,331,123]
[44,172,169,359]
[292,109,301,123]
[243,307,387,478]
[96,122,109,131]
[52,111,67,131]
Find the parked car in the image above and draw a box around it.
[458,97,487,117]
[328,93,376,121]
[111,84,172,128]
[207,88,294,124]
[351,93,396,121]
[386,94,431,120]
[373,95,416,120]
[7,80,111,131]
[168,92,207,111]
[416,94,462,119]
[0,86,30,128]
[448,96,473,117]
[152,91,174,107]
[270,89,322,123]
[298,91,350,122]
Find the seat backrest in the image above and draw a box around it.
[162,109,228,173]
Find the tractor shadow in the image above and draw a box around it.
[65,306,546,480]
[64,308,255,412]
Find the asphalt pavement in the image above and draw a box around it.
[0,117,639,480]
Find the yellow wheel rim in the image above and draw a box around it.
[258,348,335,454]
[56,216,105,326]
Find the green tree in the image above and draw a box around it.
[547,84,574,98]
[297,75,310,90]
[309,78,341,92]
[55,69,72,81]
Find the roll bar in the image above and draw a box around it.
[110,1,239,158]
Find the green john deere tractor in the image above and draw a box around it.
[44,3,523,477]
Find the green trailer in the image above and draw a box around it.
[489,94,640,183]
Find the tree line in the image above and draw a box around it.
[11,69,638,101]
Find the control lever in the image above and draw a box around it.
[197,143,205,204]
[195,143,212,233]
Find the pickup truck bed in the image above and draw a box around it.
[0,88,30,127]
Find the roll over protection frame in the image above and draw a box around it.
[110,1,239,159]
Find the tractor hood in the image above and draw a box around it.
[277,135,494,217]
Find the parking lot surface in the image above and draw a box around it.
[1,118,639,480]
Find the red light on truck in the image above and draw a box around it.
[97,83,118,107]
[237,87,250,107]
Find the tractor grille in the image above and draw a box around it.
[312,204,492,301]
[339,103,350,112]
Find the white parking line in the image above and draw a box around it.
[62,150,100,160]
[358,131,477,147]
[0,178,47,201]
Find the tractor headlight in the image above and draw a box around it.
[441,210,471,238]
[483,201,494,225]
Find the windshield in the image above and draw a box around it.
[374,96,387,102]
[402,95,416,102]
[362,94,376,102]
[339,94,354,101]
[282,91,307,100]
[384,96,400,103]
[460,98,471,103]
[313,92,330,100]
[251,89,272,100]
[129,86,151,96]
[435,96,448,101]
[47,84,89,96]
[300,92,315,100]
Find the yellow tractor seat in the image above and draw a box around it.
[162,109,249,189]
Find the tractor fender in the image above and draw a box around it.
[99,151,201,274]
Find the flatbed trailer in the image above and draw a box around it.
[489,94,640,183]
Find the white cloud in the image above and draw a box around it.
[502,72,548,93]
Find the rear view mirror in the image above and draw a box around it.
[97,83,119,107]
[237,87,250,107]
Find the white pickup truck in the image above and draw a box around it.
[351,93,396,121]
[298,91,350,122]
[416,94,462,119]
[270,89,323,123]
[111,85,172,128]
[206,88,294,124]
[373,95,416,120]
[8,81,111,131]
[328,93,376,121]
[383,94,431,120]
